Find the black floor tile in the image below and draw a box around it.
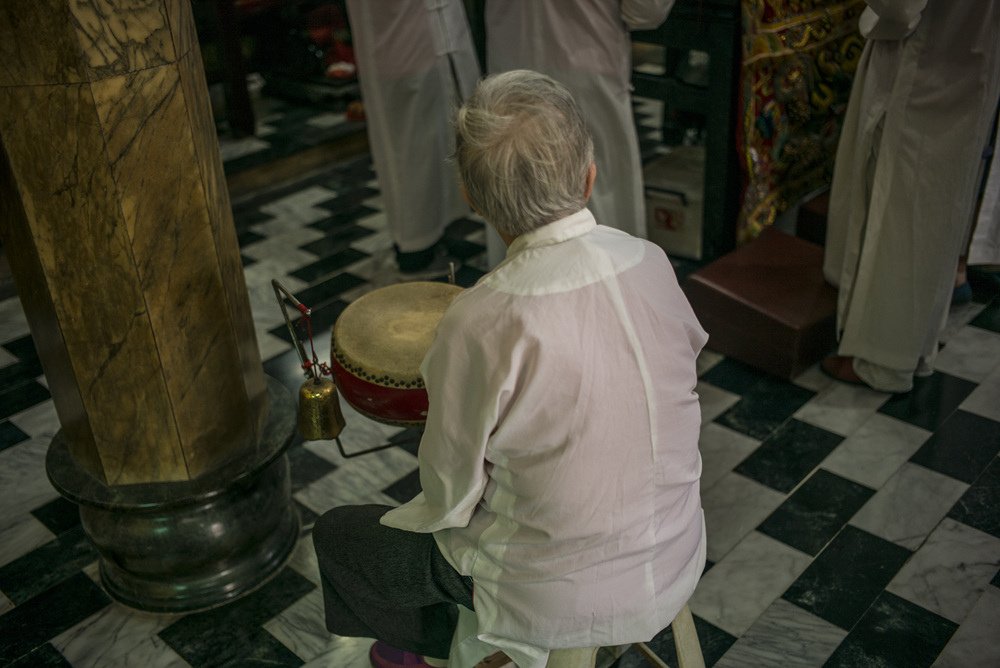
[390,428,424,457]
[452,265,487,288]
[0,525,98,606]
[712,373,816,441]
[992,567,1000,588]
[159,566,315,668]
[296,274,366,311]
[317,186,380,213]
[734,419,843,493]
[382,468,421,505]
[290,248,369,284]
[263,348,311,396]
[0,420,29,452]
[758,469,874,555]
[947,457,1000,539]
[612,615,736,668]
[700,358,772,395]
[30,497,82,536]
[970,299,1000,333]
[1,335,38,362]
[286,443,337,493]
[0,572,110,663]
[445,217,485,238]
[241,254,256,267]
[309,205,380,234]
[443,238,486,262]
[268,299,348,348]
[909,410,1000,484]
[236,229,266,247]
[7,643,73,667]
[823,592,957,668]
[231,207,273,231]
[0,357,44,390]
[0,379,50,421]
[301,222,376,254]
[783,525,912,630]
[296,500,319,530]
[878,372,977,432]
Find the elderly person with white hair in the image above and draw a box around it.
[313,70,707,668]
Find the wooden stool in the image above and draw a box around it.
[545,646,598,668]
[684,227,838,378]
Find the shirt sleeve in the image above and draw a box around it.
[620,0,676,30]
[380,298,510,533]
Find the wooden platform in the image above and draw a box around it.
[684,227,838,379]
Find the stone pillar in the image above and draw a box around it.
[0,1,298,611]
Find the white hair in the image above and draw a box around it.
[454,70,595,237]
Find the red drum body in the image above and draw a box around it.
[331,282,462,426]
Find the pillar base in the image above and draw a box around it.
[46,375,300,613]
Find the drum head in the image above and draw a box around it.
[332,282,463,388]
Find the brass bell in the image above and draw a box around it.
[298,376,346,441]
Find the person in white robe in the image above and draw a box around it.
[822,0,1000,392]
[345,0,481,271]
[484,0,676,244]
[313,70,706,668]
[969,107,1000,271]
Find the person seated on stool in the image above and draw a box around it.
[313,70,707,668]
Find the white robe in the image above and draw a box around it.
[484,0,676,240]
[824,0,1000,391]
[346,0,481,252]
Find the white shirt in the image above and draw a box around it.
[381,209,707,666]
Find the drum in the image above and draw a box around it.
[331,281,462,426]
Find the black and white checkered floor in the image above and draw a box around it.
[2,98,999,668]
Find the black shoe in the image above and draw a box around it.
[394,241,439,273]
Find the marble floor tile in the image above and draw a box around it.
[959,365,1000,422]
[698,423,760,493]
[824,592,956,668]
[696,349,724,377]
[887,518,1000,623]
[0,298,32,344]
[300,636,375,668]
[701,472,786,563]
[218,135,269,162]
[0,347,18,367]
[251,217,329,242]
[0,437,61,520]
[934,325,1000,382]
[306,112,348,129]
[696,380,740,424]
[259,185,338,226]
[0,513,54,568]
[295,467,403,516]
[932,586,1000,668]
[733,419,843,493]
[264,587,376,665]
[0,380,49,421]
[0,525,98,606]
[783,525,912,630]
[240,239,319,266]
[713,598,846,668]
[820,412,931,489]
[286,534,321,586]
[791,362,835,393]
[757,469,874,556]
[51,602,183,668]
[614,616,734,668]
[689,531,811,636]
[257,332,293,362]
[850,462,968,550]
[793,381,889,437]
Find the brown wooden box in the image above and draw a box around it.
[684,227,838,379]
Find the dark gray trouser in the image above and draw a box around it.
[312,504,475,660]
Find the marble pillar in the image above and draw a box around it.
[0,1,298,611]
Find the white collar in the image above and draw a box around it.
[505,209,597,258]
